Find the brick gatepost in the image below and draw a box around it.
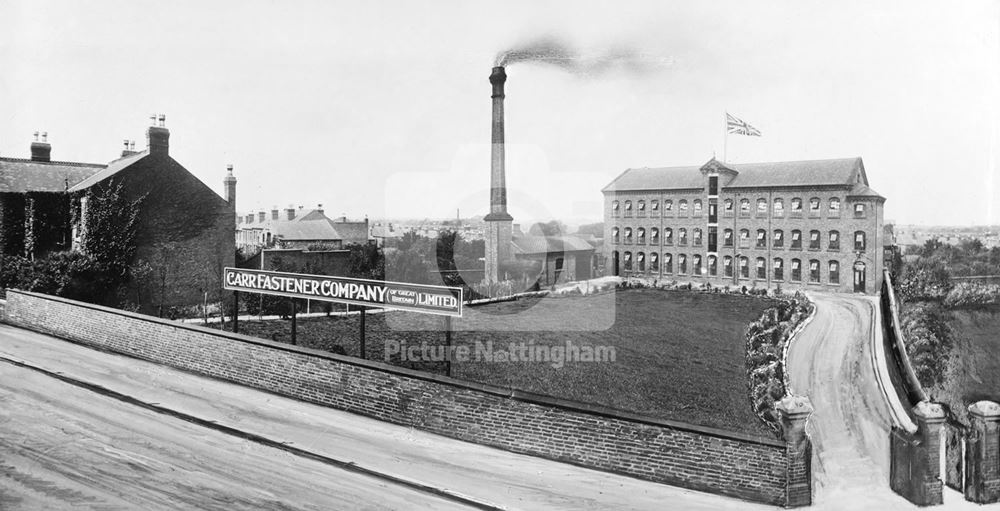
[965,400,1000,504]
[776,395,814,507]
[891,401,945,506]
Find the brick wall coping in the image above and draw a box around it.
[6,288,784,448]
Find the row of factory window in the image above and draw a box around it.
[611,197,865,219]
[617,252,842,284]
[610,227,866,251]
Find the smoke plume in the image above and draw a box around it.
[494,36,673,76]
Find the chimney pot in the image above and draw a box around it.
[33,131,39,142]
[41,132,48,143]
[158,114,166,127]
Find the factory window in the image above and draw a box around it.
[756,198,767,214]
[855,231,866,251]
[739,256,750,279]
[664,253,673,274]
[739,229,750,248]
[624,200,633,217]
[637,227,646,245]
[623,251,632,271]
[829,198,841,215]
[854,203,866,218]
[679,254,688,274]
[651,200,659,215]
[693,200,703,215]
[756,257,767,280]
[637,252,646,272]
[809,230,821,250]
[723,229,733,247]
[664,200,673,212]
[664,228,674,245]
[791,230,802,250]
[773,198,785,217]
[650,252,659,272]
[829,231,840,251]
[679,200,689,215]
[791,259,802,281]
[724,199,734,215]
[708,255,718,276]
[679,228,688,245]
[708,227,718,252]
[773,258,784,281]
[624,227,633,244]
[693,228,703,246]
[637,200,646,217]
[829,261,840,284]
[756,229,767,248]
[723,256,733,277]
[709,176,719,195]
[791,198,802,211]
[612,200,620,217]
[693,254,703,276]
[650,227,659,245]
[612,227,620,244]
[740,198,751,216]
[809,260,821,283]
[773,229,784,248]
[810,197,821,211]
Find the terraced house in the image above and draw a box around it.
[602,157,885,294]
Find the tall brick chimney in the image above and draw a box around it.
[146,114,169,155]
[484,66,513,284]
[223,164,236,209]
[30,131,51,162]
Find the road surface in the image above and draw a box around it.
[0,324,772,511]
[787,292,974,510]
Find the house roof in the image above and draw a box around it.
[0,157,105,193]
[264,210,370,243]
[602,157,870,192]
[67,151,149,192]
[511,235,596,256]
[332,220,369,243]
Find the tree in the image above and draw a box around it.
[528,220,567,237]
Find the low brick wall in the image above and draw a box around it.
[3,289,799,506]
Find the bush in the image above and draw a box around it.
[942,282,1000,309]
[899,301,954,388]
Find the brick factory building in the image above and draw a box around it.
[0,117,235,312]
[602,157,885,294]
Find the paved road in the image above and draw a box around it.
[0,325,772,511]
[787,293,974,510]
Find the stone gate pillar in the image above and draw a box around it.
[776,395,813,508]
[965,400,1000,504]
[913,401,946,505]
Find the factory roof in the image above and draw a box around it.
[602,157,873,192]
[0,157,104,193]
[511,235,596,256]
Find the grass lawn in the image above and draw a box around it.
[222,288,776,436]
[936,308,1000,423]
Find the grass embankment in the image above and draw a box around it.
[930,307,1000,424]
[222,288,775,436]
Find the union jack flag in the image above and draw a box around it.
[726,112,761,136]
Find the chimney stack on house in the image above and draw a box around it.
[316,203,324,215]
[258,211,266,223]
[30,131,51,162]
[285,205,296,221]
[146,113,169,155]
[271,206,279,220]
[223,164,237,209]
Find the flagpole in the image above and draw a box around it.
[723,111,728,163]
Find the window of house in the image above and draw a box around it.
[809,230,820,250]
[693,254,702,276]
[612,227,620,244]
[855,231,866,251]
[612,200,620,216]
[791,259,802,281]
[624,227,633,244]
[650,227,659,245]
[650,252,659,272]
[829,261,840,284]
[829,198,840,213]
[829,231,840,250]
[739,229,750,248]
[664,200,673,212]
[854,203,865,218]
[724,256,733,277]
[693,200,703,214]
[773,229,784,248]
[637,252,646,272]
[664,253,673,274]
[756,229,767,248]
[723,229,733,247]
[623,251,632,271]
[679,254,687,274]
[791,198,802,211]
[637,227,646,245]
[773,198,784,216]
[774,258,784,280]
[665,228,674,244]
[791,230,802,249]
[809,260,820,283]
[740,198,750,214]
[708,255,717,276]
[740,257,750,278]
[693,228,703,246]
[679,228,688,245]
[756,257,766,280]
[809,197,821,211]
[679,200,689,214]
[757,198,767,213]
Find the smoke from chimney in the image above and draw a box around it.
[494,36,673,77]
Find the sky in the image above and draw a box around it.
[1,0,998,227]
